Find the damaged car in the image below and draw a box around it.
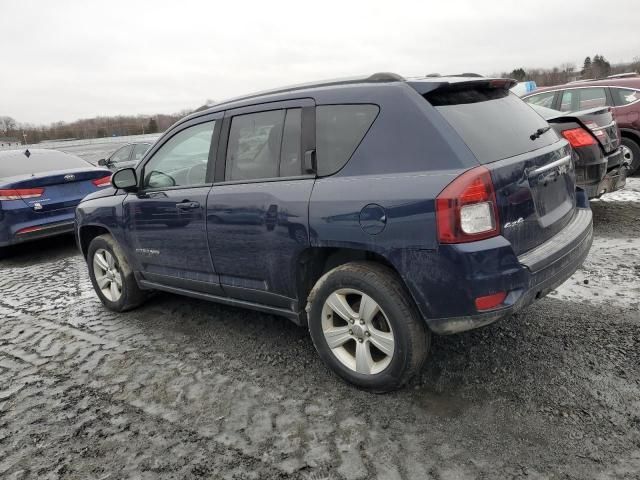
[530,104,628,197]
[75,73,593,391]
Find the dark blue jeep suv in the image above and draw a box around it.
[75,73,593,391]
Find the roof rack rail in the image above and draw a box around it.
[606,72,639,79]
[201,73,406,111]
[366,72,406,82]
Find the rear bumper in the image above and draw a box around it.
[401,208,593,335]
[582,148,628,198]
[0,213,75,247]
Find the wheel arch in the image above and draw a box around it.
[619,128,640,145]
[78,224,113,259]
[294,246,422,325]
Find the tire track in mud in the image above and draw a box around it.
[1,183,639,479]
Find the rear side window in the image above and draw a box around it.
[611,88,639,106]
[426,87,558,164]
[577,87,607,110]
[0,150,90,178]
[225,108,305,181]
[316,104,379,176]
[280,108,302,177]
[524,91,555,108]
[226,110,285,181]
[560,90,574,112]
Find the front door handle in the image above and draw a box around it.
[176,201,200,210]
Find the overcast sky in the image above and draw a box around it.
[2,0,638,125]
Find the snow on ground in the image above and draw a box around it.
[592,176,640,202]
[550,177,640,309]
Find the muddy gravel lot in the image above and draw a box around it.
[1,179,639,480]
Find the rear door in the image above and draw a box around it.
[425,82,577,255]
[123,115,222,293]
[207,99,315,307]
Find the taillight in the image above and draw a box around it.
[583,121,605,138]
[92,175,112,187]
[561,128,596,148]
[0,188,44,200]
[436,166,500,243]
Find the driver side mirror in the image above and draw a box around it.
[97,158,108,167]
[111,168,138,192]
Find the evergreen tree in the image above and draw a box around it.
[510,68,526,82]
[582,56,592,77]
[147,118,158,134]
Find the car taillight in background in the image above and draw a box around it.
[0,188,44,200]
[436,166,500,243]
[583,121,606,140]
[561,128,596,148]
[92,176,112,187]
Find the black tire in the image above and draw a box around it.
[621,137,640,175]
[87,234,146,312]
[306,261,430,392]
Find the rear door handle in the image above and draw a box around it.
[176,201,200,210]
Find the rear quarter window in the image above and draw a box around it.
[316,104,379,176]
[611,88,639,107]
[426,87,559,164]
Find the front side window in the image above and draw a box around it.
[611,88,639,106]
[524,91,555,109]
[110,145,133,164]
[578,87,607,110]
[143,121,214,189]
[316,104,379,176]
[132,143,150,163]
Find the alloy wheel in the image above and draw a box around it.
[321,288,395,375]
[93,248,123,302]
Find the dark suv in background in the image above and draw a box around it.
[523,77,640,174]
[75,74,592,391]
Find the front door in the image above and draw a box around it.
[207,100,316,308]
[124,117,222,294]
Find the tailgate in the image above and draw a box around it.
[422,80,578,255]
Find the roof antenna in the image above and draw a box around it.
[22,130,31,157]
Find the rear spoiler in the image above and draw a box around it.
[543,106,611,123]
[408,78,518,96]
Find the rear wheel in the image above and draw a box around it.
[621,137,640,175]
[307,261,429,392]
[87,234,146,312]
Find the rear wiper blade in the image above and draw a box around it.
[530,126,551,140]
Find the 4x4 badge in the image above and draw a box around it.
[504,217,524,229]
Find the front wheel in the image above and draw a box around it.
[87,234,146,312]
[307,261,430,392]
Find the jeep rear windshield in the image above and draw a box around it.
[425,86,558,164]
